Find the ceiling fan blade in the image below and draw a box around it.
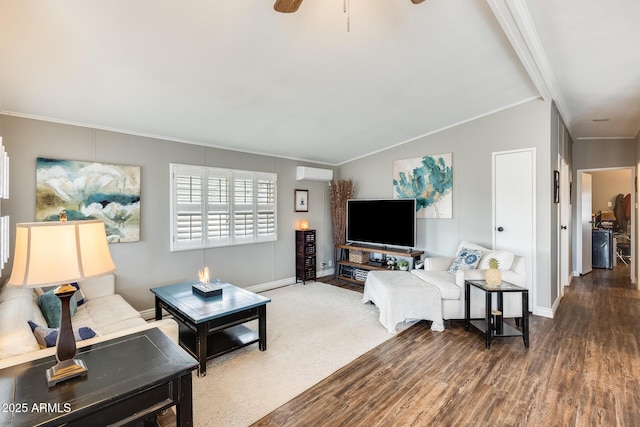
[411,0,426,4]
[274,0,303,13]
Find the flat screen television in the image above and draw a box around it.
[346,198,416,249]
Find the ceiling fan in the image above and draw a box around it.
[274,0,425,13]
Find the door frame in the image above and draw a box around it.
[558,156,571,295]
[492,147,536,313]
[575,166,636,285]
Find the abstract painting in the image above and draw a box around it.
[36,158,141,243]
[393,153,453,218]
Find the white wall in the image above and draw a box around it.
[337,98,556,313]
[0,115,335,310]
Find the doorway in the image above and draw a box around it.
[576,167,636,285]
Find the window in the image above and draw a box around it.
[170,164,277,251]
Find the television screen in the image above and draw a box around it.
[346,199,416,248]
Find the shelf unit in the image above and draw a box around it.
[296,229,316,284]
[335,243,424,285]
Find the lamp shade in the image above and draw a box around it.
[8,220,115,288]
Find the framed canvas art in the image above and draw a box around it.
[393,153,453,219]
[36,158,141,243]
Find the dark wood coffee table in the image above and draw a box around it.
[151,279,271,377]
[0,327,197,427]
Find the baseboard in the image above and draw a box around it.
[533,305,554,319]
[317,267,335,278]
[140,308,156,321]
[139,273,335,320]
[246,277,297,293]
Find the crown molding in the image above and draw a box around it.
[487,0,572,132]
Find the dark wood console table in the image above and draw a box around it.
[0,327,198,427]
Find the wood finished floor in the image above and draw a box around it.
[252,266,640,427]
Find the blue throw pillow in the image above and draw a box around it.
[27,320,97,348]
[39,290,78,328]
[70,283,86,306]
[449,247,483,274]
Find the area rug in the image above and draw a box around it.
[191,281,394,426]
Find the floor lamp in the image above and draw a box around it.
[8,219,115,387]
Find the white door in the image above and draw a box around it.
[493,149,535,309]
[579,172,592,275]
[560,158,571,290]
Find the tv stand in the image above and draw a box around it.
[335,244,424,285]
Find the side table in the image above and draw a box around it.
[464,279,529,349]
[0,328,198,427]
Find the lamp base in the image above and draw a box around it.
[46,358,87,387]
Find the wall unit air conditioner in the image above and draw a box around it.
[296,166,334,182]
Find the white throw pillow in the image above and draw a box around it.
[455,240,488,255]
[479,251,515,270]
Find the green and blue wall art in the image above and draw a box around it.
[36,157,141,243]
[392,153,453,219]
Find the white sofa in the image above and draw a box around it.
[0,274,178,368]
[411,241,526,320]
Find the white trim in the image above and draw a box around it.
[139,308,157,321]
[487,0,572,137]
[0,111,337,167]
[337,96,540,166]
[575,136,636,141]
[537,306,554,319]
[246,277,296,293]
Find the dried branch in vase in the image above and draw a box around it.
[329,179,354,248]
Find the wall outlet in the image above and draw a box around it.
[328,260,333,267]
[321,261,327,268]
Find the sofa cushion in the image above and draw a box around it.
[39,290,77,328]
[411,270,461,300]
[0,296,41,358]
[0,284,39,305]
[448,247,483,273]
[479,251,515,270]
[71,283,86,306]
[71,294,142,333]
[27,320,97,348]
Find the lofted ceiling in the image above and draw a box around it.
[0,0,638,165]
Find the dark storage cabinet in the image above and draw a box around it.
[296,230,316,284]
[592,229,613,269]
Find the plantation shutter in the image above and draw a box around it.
[233,172,254,244]
[206,168,231,247]
[170,164,277,251]
[171,164,205,251]
[256,172,277,241]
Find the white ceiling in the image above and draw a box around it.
[0,0,638,165]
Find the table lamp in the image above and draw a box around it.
[7,219,115,387]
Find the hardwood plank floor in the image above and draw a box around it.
[253,266,640,426]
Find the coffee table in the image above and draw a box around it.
[151,279,271,377]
